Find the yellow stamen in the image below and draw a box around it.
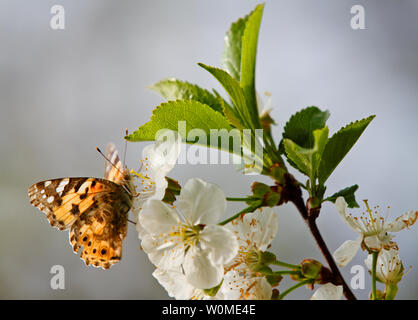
[130,169,150,181]
[363,199,375,223]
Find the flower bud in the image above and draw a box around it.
[250,182,282,207]
[269,163,287,185]
[264,191,281,207]
[289,271,305,282]
[245,250,276,272]
[301,259,322,280]
[251,182,271,198]
[266,274,283,287]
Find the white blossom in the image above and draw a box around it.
[131,131,181,218]
[220,270,272,300]
[152,268,202,300]
[333,197,418,267]
[152,267,228,300]
[225,207,278,274]
[138,178,238,289]
[218,207,278,300]
[311,283,343,300]
[365,249,404,285]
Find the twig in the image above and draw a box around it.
[287,177,356,300]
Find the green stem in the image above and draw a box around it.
[371,251,378,300]
[226,197,252,202]
[218,202,261,226]
[262,269,300,276]
[270,260,301,270]
[385,284,398,300]
[279,279,312,300]
[273,270,300,276]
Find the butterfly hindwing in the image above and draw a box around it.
[69,195,129,269]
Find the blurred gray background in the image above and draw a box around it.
[1,0,417,299]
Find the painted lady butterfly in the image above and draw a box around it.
[28,143,136,269]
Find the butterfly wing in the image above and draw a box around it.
[28,177,131,269]
[29,178,112,230]
[104,143,125,185]
[69,192,130,269]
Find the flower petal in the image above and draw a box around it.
[152,268,197,300]
[150,171,169,201]
[311,283,343,300]
[364,235,383,251]
[138,199,180,236]
[227,208,278,251]
[199,225,238,265]
[365,249,403,285]
[221,270,272,300]
[385,211,418,232]
[183,246,224,289]
[142,131,181,176]
[136,218,148,240]
[333,236,362,267]
[141,233,185,268]
[335,197,363,233]
[155,130,182,166]
[176,178,226,225]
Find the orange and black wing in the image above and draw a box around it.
[28,177,130,269]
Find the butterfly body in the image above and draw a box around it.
[28,144,135,269]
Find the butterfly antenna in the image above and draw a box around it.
[123,128,128,167]
[96,147,125,176]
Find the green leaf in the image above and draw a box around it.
[282,126,329,179]
[324,185,360,208]
[283,138,313,177]
[126,100,238,153]
[222,11,250,81]
[318,115,375,184]
[149,78,224,113]
[221,99,244,129]
[198,63,252,129]
[240,4,264,121]
[282,106,330,149]
[311,126,329,176]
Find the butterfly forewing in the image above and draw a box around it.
[104,143,125,184]
[29,178,118,229]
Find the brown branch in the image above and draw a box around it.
[285,174,356,300]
